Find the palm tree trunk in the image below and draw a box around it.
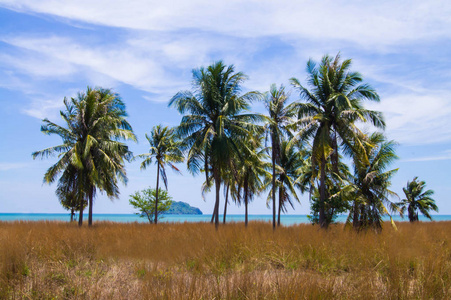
[155,163,160,224]
[88,186,93,227]
[70,208,74,222]
[319,155,327,229]
[213,167,221,229]
[278,186,282,226]
[272,145,276,230]
[408,205,418,222]
[211,181,220,223]
[78,196,84,227]
[223,184,229,224]
[244,179,249,227]
[332,126,339,175]
[352,201,359,230]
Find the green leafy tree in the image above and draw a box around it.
[298,151,351,227]
[397,177,438,222]
[347,132,399,231]
[263,84,296,229]
[290,53,384,228]
[169,61,262,228]
[129,188,173,223]
[308,181,351,226]
[33,87,136,226]
[136,125,184,224]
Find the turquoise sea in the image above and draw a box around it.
[1,213,450,226]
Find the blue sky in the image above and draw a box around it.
[0,1,450,216]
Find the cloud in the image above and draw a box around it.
[0,34,221,96]
[0,162,28,171]
[0,52,77,79]
[1,0,451,146]
[1,0,451,49]
[366,92,451,145]
[401,150,451,162]
[22,96,65,119]
[0,31,269,98]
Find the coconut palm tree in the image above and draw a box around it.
[276,140,306,225]
[169,61,262,228]
[136,125,184,224]
[263,84,296,229]
[290,53,385,228]
[32,87,136,226]
[55,165,87,222]
[236,136,269,226]
[397,177,438,222]
[347,132,399,231]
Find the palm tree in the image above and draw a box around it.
[136,125,184,224]
[55,165,87,222]
[347,132,399,231]
[169,61,262,228]
[236,136,269,226]
[290,53,385,228]
[398,177,438,222]
[275,140,306,226]
[264,84,296,229]
[33,87,136,226]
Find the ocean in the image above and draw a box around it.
[1,213,450,225]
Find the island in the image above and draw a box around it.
[166,201,203,215]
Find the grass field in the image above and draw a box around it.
[1,221,450,299]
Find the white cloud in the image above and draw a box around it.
[367,92,451,145]
[0,35,211,97]
[0,52,77,79]
[22,97,64,119]
[0,31,266,99]
[1,0,451,49]
[1,0,451,146]
[0,162,28,171]
[402,150,451,162]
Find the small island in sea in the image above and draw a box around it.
[167,201,203,215]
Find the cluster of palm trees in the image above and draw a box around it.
[33,54,438,229]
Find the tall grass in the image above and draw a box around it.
[1,221,450,299]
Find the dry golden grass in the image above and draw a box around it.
[0,220,450,299]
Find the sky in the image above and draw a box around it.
[0,0,450,216]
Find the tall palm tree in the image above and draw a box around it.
[347,132,399,231]
[136,125,184,224]
[397,177,438,222]
[290,53,385,228]
[169,61,262,228]
[33,87,136,226]
[264,84,296,229]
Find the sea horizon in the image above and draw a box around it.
[1,213,450,226]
